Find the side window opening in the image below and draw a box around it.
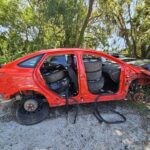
[40,54,78,97]
[18,54,43,68]
[83,54,121,94]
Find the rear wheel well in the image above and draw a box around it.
[11,90,50,125]
[10,90,48,103]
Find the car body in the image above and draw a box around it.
[1,48,150,125]
[0,48,150,108]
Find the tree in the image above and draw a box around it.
[0,0,149,64]
[0,0,108,63]
[97,0,150,58]
[76,0,94,47]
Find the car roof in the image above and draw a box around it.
[3,48,96,67]
[4,48,131,68]
[35,48,95,54]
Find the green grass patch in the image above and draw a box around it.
[127,100,150,116]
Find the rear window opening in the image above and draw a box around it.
[18,54,44,68]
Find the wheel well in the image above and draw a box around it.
[129,78,146,88]
[10,90,48,103]
[130,79,139,86]
[128,78,149,94]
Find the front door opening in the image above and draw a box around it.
[83,54,121,94]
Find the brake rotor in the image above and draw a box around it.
[24,99,38,112]
[133,92,145,102]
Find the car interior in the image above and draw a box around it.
[101,60,120,93]
[40,54,121,97]
[40,54,79,97]
[83,55,120,94]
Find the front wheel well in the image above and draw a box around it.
[128,78,150,94]
[129,78,148,88]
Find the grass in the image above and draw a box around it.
[126,100,150,116]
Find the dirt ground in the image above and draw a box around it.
[0,101,150,150]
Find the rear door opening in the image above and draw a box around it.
[40,54,79,97]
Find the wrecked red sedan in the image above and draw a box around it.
[0,48,150,125]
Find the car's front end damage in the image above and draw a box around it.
[126,66,150,102]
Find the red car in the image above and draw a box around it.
[0,48,150,125]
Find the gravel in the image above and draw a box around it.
[0,102,150,150]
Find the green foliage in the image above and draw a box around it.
[127,101,150,115]
[97,0,150,58]
[0,0,149,63]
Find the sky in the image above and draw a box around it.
[97,0,137,52]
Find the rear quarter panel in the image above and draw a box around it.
[0,64,53,106]
[0,66,35,99]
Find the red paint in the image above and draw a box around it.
[0,48,150,107]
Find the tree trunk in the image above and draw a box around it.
[76,0,94,47]
[145,46,150,58]
[141,44,146,58]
